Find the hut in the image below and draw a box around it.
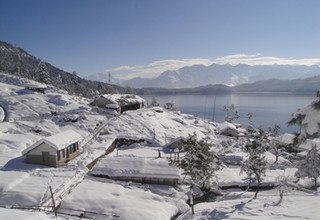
[90,94,145,113]
[91,156,180,186]
[22,130,82,167]
[24,83,47,94]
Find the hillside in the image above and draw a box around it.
[0,41,126,97]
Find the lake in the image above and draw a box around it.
[142,93,315,134]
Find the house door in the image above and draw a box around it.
[42,152,50,163]
[66,148,69,158]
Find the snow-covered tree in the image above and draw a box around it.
[269,124,282,162]
[150,97,159,107]
[288,91,320,142]
[241,133,268,198]
[172,134,220,188]
[223,104,239,123]
[37,60,51,84]
[295,145,320,190]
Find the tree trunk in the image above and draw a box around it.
[314,177,318,190]
[254,178,260,199]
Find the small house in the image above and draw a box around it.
[163,137,187,153]
[90,94,145,114]
[22,130,82,167]
[24,83,47,94]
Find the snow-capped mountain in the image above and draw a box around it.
[119,63,320,88]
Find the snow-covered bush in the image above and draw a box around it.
[288,92,320,142]
[295,145,320,190]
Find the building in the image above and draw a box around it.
[91,156,180,186]
[22,130,82,167]
[24,83,47,94]
[90,94,145,113]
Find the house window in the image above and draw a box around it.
[73,143,76,153]
[57,151,61,161]
[62,149,65,157]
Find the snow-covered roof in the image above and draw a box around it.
[22,130,82,154]
[91,156,180,179]
[274,133,295,146]
[101,94,145,106]
[105,103,120,109]
[24,83,47,89]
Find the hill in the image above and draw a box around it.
[0,41,126,97]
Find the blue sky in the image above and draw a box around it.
[1,0,320,78]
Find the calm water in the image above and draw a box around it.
[142,93,315,134]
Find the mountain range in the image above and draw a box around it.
[1,40,319,96]
[117,63,320,89]
[138,75,320,95]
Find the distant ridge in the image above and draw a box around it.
[0,41,126,97]
[138,76,320,95]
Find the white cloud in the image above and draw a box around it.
[105,54,320,80]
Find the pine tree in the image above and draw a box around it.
[172,134,220,188]
[295,145,320,190]
[150,97,159,107]
[37,61,51,84]
[223,104,239,123]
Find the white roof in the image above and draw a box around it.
[91,156,180,179]
[22,130,82,154]
[101,94,145,106]
[274,133,295,145]
[24,83,47,89]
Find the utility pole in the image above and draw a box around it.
[49,186,57,217]
[108,72,111,84]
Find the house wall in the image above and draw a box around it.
[120,103,141,113]
[92,174,179,187]
[26,143,57,166]
[56,143,80,167]
[26,141,81,167]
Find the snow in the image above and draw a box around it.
[91,156,180,179]
[0,207,57,220]
[22,130,82,154]
[60,178,186,220]
[299,138,320,151]
[218,121,246,136]
[178,189,320,220]
[1,72,320,220]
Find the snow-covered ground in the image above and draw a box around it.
[1,72,320,219]
[178,189,320,220]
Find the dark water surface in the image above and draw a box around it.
[142,93,314,133]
